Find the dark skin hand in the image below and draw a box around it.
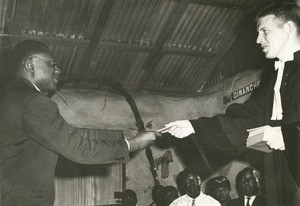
[127,131,162,152]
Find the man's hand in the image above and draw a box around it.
[158,120,195,138]
[263,126,285,151]
[127,131,162,152]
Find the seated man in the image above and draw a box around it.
[149,184,165,206]
[206,176,231,206]
[161,185,179,206]
[122,189,138,206]
[227,167,266,206]
[170,168,221,206]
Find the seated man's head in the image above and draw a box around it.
[162,185,179,205]
[12,40,61,92]
[236,167,262,197]
[122,189,137,206]
[152,184,165,205]
[206,176,231,203]
[177,168,201,199]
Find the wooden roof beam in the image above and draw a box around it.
[75,0,115,85]
[190,0,249,10]
[138,0,191,89]
[1,33,216,58]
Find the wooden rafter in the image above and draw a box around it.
[191,0,249,10]
[138,0,191,90]
[75,0,115,85]
[1,33,215,58]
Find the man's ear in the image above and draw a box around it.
[24,58,34,73]
[284,20,296,35]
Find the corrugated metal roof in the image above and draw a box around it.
[0,0,275,96]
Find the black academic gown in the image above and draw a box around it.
[190,51,300,186]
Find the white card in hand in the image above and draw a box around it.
[157,126,172,132]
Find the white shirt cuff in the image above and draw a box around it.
[125,139,130,151]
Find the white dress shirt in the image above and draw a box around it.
[170,192,221,206]
[271,60,285,120]
[244,195,256,206]
[271,55,294,120]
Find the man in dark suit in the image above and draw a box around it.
[227,167,266,206]
[0,40,160,205]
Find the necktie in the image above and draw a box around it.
[246,197,251,206]
[271,60,284,120]
[192,199,195,206]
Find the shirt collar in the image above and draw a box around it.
[274,53,294,70]
[244,195,256,201]
[245,195,256,198]
[274,60,285,70]
[30,81,41,93]
[185,192,203,201]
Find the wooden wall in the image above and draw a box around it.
[54,129,124,206]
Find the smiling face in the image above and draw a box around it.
[256,14,290,59]
[30,52,61,92]
[212,186,231,203]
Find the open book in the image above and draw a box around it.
[246,125,281,153]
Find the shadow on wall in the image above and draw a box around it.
[0,38,14,101]
[172,133,265,186]
[55,156,112,178]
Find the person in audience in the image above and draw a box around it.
[149,184,165,206]
[161,185,179,206]
[122,189,138,206]
[0,39,160,205]
[227,167,266,206]
[170,168,221,206]
[206,176,231,206]
[159,4,300,202]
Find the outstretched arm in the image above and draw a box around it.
[23,94,160,164]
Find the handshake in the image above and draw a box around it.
[127,120,195,152]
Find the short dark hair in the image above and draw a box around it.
[176,168,200,195]
[162,185,178,196]
[122,189,137,203]
[206,176,231,195]
[177,168,200,185]
[11,40,50,71]
[162,186,179,205]
[256,2,300,34]
[151,184,165,202]
[236,167,262,195]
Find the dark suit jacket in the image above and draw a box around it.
[0,78,129,205]
[227,195,267,206]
